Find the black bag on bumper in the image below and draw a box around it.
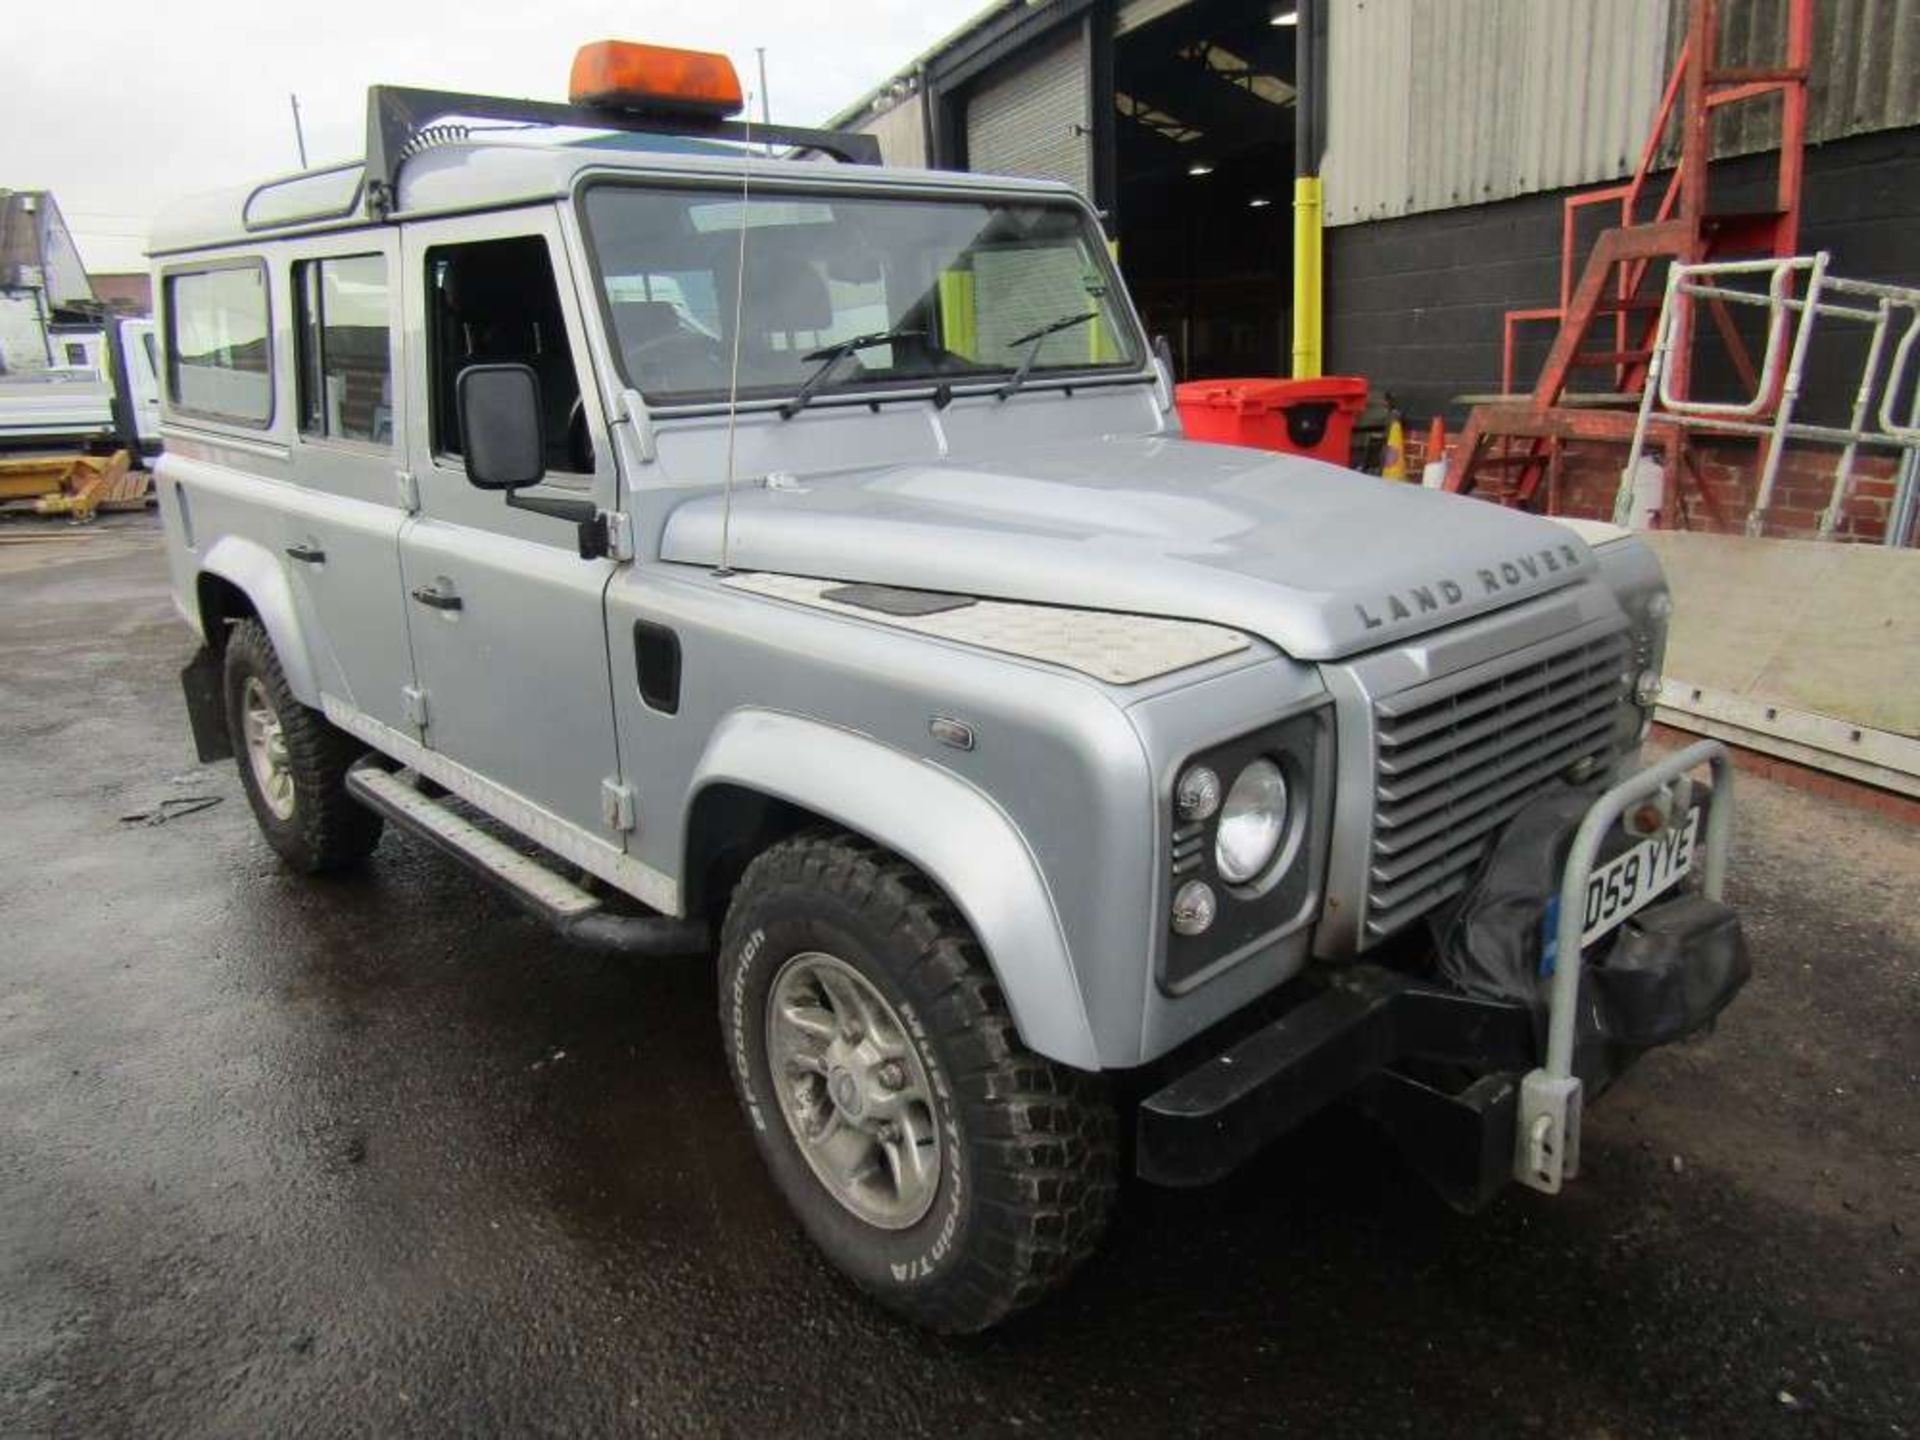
[1436,783,1750,1049]
[1590,893,1749,1046]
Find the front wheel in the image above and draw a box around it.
[719,829,1117,1333]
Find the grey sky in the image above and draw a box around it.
[3,0,978,273]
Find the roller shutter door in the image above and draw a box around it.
[964,29,1091,195]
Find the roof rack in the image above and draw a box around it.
[363,84,882,219]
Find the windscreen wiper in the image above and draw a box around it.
[779,328,925,419]
[995,311,1099,401]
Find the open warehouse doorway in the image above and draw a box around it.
[836,0,1307,386]
[1113,0,1297,380]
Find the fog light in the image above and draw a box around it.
[1175,765,1222,822]
[1171,879,1217,936]
[1633,669,1663,707]
[1646,591,1673,621]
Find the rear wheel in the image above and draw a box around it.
[222,618,382,873]
[719,829,1117,1333]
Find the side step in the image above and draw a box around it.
[345,763,708,957]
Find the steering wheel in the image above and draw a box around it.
[624,328,730,392]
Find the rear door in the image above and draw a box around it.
[395,206,623,848]
[279,235,417,736]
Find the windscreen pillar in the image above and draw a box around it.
[1291,0,1326,381]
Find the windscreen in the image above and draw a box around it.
[581,182,1142,406]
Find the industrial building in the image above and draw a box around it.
[829,0,1919,798]
[0,189,103,374]
[828,0,1920,423]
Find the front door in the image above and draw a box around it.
[397,209,623,849]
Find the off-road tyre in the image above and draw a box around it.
[719,828,1118,1333]
[222,618,383,873]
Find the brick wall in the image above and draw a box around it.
[1414,431,1904,543]
[1328,126,1920,427]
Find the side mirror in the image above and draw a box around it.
[456,363,544,491]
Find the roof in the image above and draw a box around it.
[147,135,1078,258]
[822,0,1022,130]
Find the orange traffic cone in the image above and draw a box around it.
[1421,416,1448,488]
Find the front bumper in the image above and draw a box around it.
[1136,740,1740,1208]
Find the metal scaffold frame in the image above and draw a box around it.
[1446,0,1816,519]
[1619,254,1920,544]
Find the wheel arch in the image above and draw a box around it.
[195,535,320,705]
[685,709,1102,1071]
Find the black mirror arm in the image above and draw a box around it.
[505,490,595,524]
[504,490,610,561]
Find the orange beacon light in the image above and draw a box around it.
[568,41,745,117]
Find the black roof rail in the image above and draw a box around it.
[363,84,882,218]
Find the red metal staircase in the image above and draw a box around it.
[1446,0,1812,514]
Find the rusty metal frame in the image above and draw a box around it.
[1454,0,1814,520]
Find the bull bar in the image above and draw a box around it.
[1517,737,1732,1194]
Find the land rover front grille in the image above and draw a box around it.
[1363,628,1632,941]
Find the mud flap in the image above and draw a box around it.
[180,648,232,762]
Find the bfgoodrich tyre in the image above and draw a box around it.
[719,828,1116,1333]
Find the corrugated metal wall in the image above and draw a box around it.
[1324,0,1920,228]
[1663,0,1920,156]
[850,91,930,169]
[965,29,1092,192]
[1324,0,1673,226]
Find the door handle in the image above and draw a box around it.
[410,585,463,612]
[284,543,326,564]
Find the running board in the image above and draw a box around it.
[345,763,709,957]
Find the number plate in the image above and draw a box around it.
[1581,807,1701,946]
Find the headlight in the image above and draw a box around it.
[1162,711,1326,991]
[1215,759,1289,884]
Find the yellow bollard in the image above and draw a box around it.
[1290,175,1324,381]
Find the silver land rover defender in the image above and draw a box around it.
[154,44,1750,1333]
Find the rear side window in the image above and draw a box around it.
[165,264,272,424]
[294,254,392,445]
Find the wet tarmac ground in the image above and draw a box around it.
[1,519,1915,1438]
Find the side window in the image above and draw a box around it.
[165,264,272,424]
[426,236,588,475]
[294,254,392,445]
